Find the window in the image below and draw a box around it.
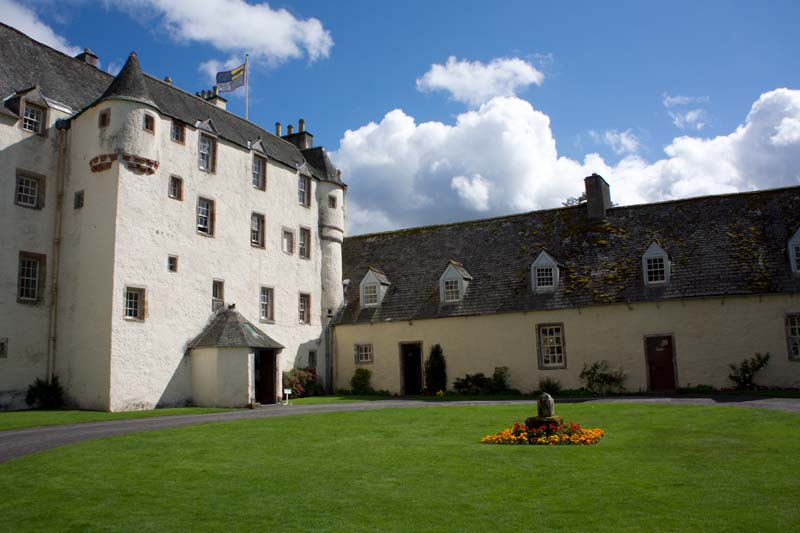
[308,350,317,368]
[298,175,311,206]
[199,134,217,172]
[22,103,44,134]
[794,245,800,273]
[124,287,145,320]
[168,176,183,200]
[646,256,666,284]
[73,190,84,209]
[197,197,215,236]
[789,229,800,273]
[212,280,224,311]
[363,283,378,306]
[18,252,45,303]
[282,229,295,255]
[642,242,670,286]
[327,308,334,318]
[15,172,44,209]
[299,227,311,259]
[143,114,155,134]
[787,315,800,361]
[251,213,265,248]
[354,344,373,364]
[260,287,274,322]
[443,279,460,302]
[299,293,310,324]
[535,267,555,289]
[0,338,7,359]
[252,155,266,190]
[537,324,566,369]
[328,195,337,209]
[170,120,185,144]
[167,255,178,273]
[98,109,110,128]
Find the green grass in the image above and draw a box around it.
[0,407,233,432]
[1,404,799,531]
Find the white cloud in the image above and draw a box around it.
[199,56,242,84]
[0,0,81,56]
[669,109,707,130]
[662,93,709,108]
[589,129,640,155]
[416,56,544,106]
[332,89,800,235]
[113,0,333,65]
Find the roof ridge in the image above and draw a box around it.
[347,184,800,240]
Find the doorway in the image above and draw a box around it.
[254,349,277,404]
[400,342,423,395]
[644,335,677,391]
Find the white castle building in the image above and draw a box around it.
[1,23,346,411]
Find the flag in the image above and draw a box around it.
[216,64,245,92]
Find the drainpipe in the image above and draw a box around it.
[47,122,68,384]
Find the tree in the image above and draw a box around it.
[424,344,447,392]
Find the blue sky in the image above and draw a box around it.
[4,0,800,234]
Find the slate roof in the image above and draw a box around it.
[188,307,284,350]
[302,146,345,185]
[0,22,342,179]
[338,186,800,325]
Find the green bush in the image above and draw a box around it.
[25,376,65,409]
[350,368,374,395]
[491,366,510,393]
[453,373,492,394]
[283,367,324,398]
[538,376,562,395]
[580,361,627,395]
[424,344,447,393]
[729,353,770,390]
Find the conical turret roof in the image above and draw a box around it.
[98,52,156,107]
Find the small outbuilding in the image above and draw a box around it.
[188,307,284,407]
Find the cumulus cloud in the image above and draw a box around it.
[416,56,544,106]
[113,0,333,65]
[589,129,640,155]
[0,0,81,56]
[669,109,707,130]
[332,89,800,235]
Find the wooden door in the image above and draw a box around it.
[254,350,276,404]
[645,335,676,391]
[401,343,422,395]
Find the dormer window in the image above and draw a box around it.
[789,227,800,274]
[642,241,670,286]
[22,103,44,134]
[360,267,390,308]
[439,261,472,304]
[531,251,559,293]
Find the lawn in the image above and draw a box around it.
[0,407,232,432]
[1,403,798,531]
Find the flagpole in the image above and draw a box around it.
[245,54,249,121]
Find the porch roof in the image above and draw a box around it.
[188,307,284,350]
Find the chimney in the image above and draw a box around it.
[287,124,294,135]
[281,119,314,150]
[75,48,99,68]
[584,173,611,220]
[275,122,282,136]
[299,118,305,132]
[205,86,227,110]
[164,76,173,85]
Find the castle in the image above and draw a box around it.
[2,23,799,411]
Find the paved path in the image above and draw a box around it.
[2,397,799,464]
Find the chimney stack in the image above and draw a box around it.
[275,122,282,136]
[164,76,173,85]
[281,120,314,150]
[299,118,305,132]
[287,124,294,135]
[204,86,228,110]
[75,48,99,68]
[584,173,611,220]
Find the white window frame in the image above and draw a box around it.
[787,314,800,361]
[298,175,311,206]
[363,283,379,306]
[443,279,461,302]
[212,280,224,311]
[22,103,44,134]
[15,173,42,209]
[17,252,44,303]
[197,197,215,236]
[537,323,566,369]
[354,343,373,364]
[299,227,311,259]
[124,287,145,320]
[282,229,295,255]
[168,175,183,200]
[252,155,266,190]
[170,120,185,144]
[299,293,311,324]
[260,287,274,322]
[642,241,670,286]
[531,250,559,293]
[251,213,265,248]
[789,229,800,274]
[198,133,216,172]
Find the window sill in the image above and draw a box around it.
[17,298,42,305]
[171,139,185,145]
[123,317,145,322]
[251,243,266,249]
[259,318,275,324]
[355,360,374,365]
[197,231,215,238]
[14,202,43,210]
[538,364,567,370]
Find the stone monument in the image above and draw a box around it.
[525,392,564,436]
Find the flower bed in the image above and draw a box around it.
[481,421,604,445]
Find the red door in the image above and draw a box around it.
[645,336,676,391]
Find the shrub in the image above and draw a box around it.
[424,344,447,393]
[580,360,627,395]
[491,366,510,393]
[538,376,562,395]
[350,368,374,395]
[729,353,770,390]
[25,376,65,409]
[283,367,324,398]
[453,373,492,394]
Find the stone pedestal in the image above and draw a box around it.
[525,415,564,434]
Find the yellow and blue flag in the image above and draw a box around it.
[216,64,245,92]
